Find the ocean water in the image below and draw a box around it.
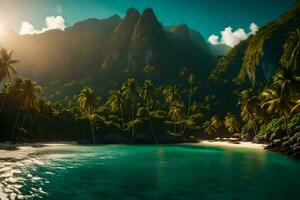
[0,144,300,200]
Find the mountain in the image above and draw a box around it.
[1,8,214,97]
[210,1,300,86]
[202,1,300,116]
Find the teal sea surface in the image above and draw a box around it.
[0,144,300,200]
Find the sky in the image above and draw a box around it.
[0,0,297,47]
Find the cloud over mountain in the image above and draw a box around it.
[19,16,66,35]
[208,23,259,47]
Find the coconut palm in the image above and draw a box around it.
[13,80,42,142]
[141,80,158,143]
[281,29,300,70]
[78,87,97,144]
[241,106,258,136]
[238,89,260,134]
[202,120,216,135]
[122,78,140,143]
[210,115,222,138]
[163,85,181,105]
[224,113,240,135]
[168,102,184,134]
[109,90,126,129]
[273,68,300,96]
[0,48,18,111]
[261,85,293,137]
[181,74,197,135]
[0,48,18,82]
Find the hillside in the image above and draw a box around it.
[210,1,300,86]
[1,8,214,98]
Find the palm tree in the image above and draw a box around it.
[273,68,300,96]
[211,115,222,138]
[281,29,300,70]
[238,89,260,134]
[13,80,42,142]
[122,78,140,143]
[141,80,158,143]
[261,85,293,137]
[181,74,197,135]
[224,113,239,135]
[168,102,184,134]
[202,120,216,135]
[163,85,181,105]
[109,90,126,129]
[0,48,18,111]
[78,87,97,144]
[241,106,258,136]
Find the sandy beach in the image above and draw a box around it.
[197,140,266,150]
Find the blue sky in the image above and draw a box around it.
[0,0,296,40]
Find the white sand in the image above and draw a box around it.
[0,142,77,159]
[197,140,266,150]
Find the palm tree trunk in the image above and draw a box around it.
[11,106,21,142]
[120,107,124,130]
[0,82,5,112]
[131,99,135,143]
[0,96,5,112]
[251,120,257,136]
[283,115,290,137]
[90,120,96,144]
[181,85,192,136]
[147,101,158,144]
[16,111,27,143]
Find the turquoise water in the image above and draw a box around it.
[0,145,300,200]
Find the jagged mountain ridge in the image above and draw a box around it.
[2,8,214,87]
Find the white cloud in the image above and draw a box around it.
[208,34,219,45]
[19,16,66,35]
[19,21,36,35]
[250,22,258,35]
[220,27,248,47]
[208,22,259,47]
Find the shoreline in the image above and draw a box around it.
[0,140,266,150]
[196,140,266,150]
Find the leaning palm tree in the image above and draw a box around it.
[13,80,42,142]
[0,48,19,111]
[273,68,300,96]
[109,90,126,129]
[141,80,158,143]
[78,87,97,144]
[168,102,184,134]
[122,78,140,143]
[280,29,300,70]
[241,106,258,136]
[261,85,293,137]
[210,115,222,138]
[202,120,216,136]
[224,113,240,135]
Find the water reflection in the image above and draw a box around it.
[0,157,48,200]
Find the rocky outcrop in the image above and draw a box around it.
[266,131,300,159]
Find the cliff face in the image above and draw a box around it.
[210,1,300,86]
